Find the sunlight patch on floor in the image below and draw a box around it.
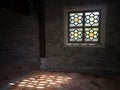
[8,72,72,90]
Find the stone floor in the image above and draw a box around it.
[4,71,120,90]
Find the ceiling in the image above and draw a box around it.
[0,0,40,15]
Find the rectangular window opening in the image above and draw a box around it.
[64,5,106,47]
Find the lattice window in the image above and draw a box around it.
[64,5,106,47]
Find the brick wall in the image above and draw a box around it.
[0,0,120,76]
[45,0,120,75]
[0,9,40,68]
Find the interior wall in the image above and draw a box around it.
[0,0,120,75]
[45,0,120,75]
[0,9,40,68]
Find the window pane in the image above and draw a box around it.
[85,12,99,26]
[69,13,83,27]
[69,28,83,42]
[85,28,99,42]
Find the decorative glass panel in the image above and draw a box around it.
[85,12,99,26]
[85,28,99,42]
[68,11,100,43]
[69,28,83,41]
[69,13,83,27]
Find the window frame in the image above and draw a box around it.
[64,5,106,47]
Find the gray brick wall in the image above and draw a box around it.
[0,9,40,68]
[0,0,120,75]
[45,0,120,75]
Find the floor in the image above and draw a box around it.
[3,70,120,90]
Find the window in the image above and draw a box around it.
[64,5,106,47]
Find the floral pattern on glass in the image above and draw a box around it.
[69,28,83,41]
[85,28,99,42]
[69,13,83,27]
[85,12,99,26]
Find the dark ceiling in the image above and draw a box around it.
[1,0,120,16]
[0,0,40,15]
